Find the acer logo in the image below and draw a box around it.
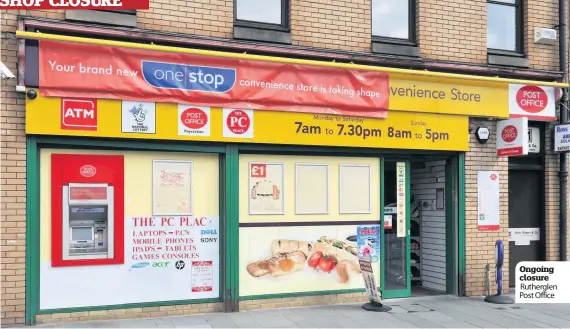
[80,165,97,177]
[61,98,98,131]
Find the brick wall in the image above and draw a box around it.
[35,303,224,324]
[525,0,560,70]
[418,0,487,63]
[138,0,233,38]
[290,0,371,51]
[464,119,510,296]
[240,292,368,311]
[1,19,28,326]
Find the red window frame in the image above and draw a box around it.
[51,153,125,267]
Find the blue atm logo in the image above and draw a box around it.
[141,61,236,93]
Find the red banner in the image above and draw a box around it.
[39,40,389,118]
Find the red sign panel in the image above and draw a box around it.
[69,186,107,200]
[39,40,390,118]
[250,164,267,178]
[61,98,98,131]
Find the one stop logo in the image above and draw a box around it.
[501,125,518,143]
[223,109,254,138]
[516,85,548,114]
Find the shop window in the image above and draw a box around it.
[486,0,528,67]
[233,0,291,44]
[371,0,419,57]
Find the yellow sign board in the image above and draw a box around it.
[26,94,469,151]
[388,74,509,117]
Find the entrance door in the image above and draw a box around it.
[382,161,411,298]
[508,170,544,287]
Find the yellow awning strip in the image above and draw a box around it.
[16,30,569,88]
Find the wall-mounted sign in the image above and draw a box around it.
[553,123,570,152]
[477,171,500,231]
[497,117,529,156]
[509,228,540,246]
[509,84,556,121]
[528,127,540,153]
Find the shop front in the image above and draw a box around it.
[18,31,565,324]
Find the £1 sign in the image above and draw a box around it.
[61,98,98,131]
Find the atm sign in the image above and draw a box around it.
[69,187,107,200]
[61,98,98,131]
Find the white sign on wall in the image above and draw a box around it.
[126,216,220,299]
[497,117,529,156]
[528,127,541,153]
[509,228,540,246]
[477,171,500,231]
[553,123,570,152]
[509,84,556,121]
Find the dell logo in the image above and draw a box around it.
[142,61,236,93]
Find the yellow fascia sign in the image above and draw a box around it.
[26,94,469,152]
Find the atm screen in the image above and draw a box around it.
[71,227,93,241]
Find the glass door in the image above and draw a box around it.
[381,160,411,299]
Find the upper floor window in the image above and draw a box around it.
[372,0,416,44]
[487,0,523,54]
[235,0,289,31]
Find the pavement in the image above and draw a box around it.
[33,294,570,328]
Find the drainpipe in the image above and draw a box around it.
[559,0,568,262]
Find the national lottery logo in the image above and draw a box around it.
[130,103,147,124]
[141,61,236,93]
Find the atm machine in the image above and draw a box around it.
[62,183,114,260]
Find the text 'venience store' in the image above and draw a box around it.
[18,31,566,324]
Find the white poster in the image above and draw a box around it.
[396,162,406,238]
[153,160,193,216]
[497,117,529,156]
[178,105,211,137]
[249,162,284,215]
[121,101,156,134]
[126,216,220,300]
[477,171,500,231]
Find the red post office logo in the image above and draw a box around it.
[61,98,98,131]
[501,125,518,143]
[180,107,208,129]
[79,165,97,177]
[226,109,251,134]
[516,85,548,114]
